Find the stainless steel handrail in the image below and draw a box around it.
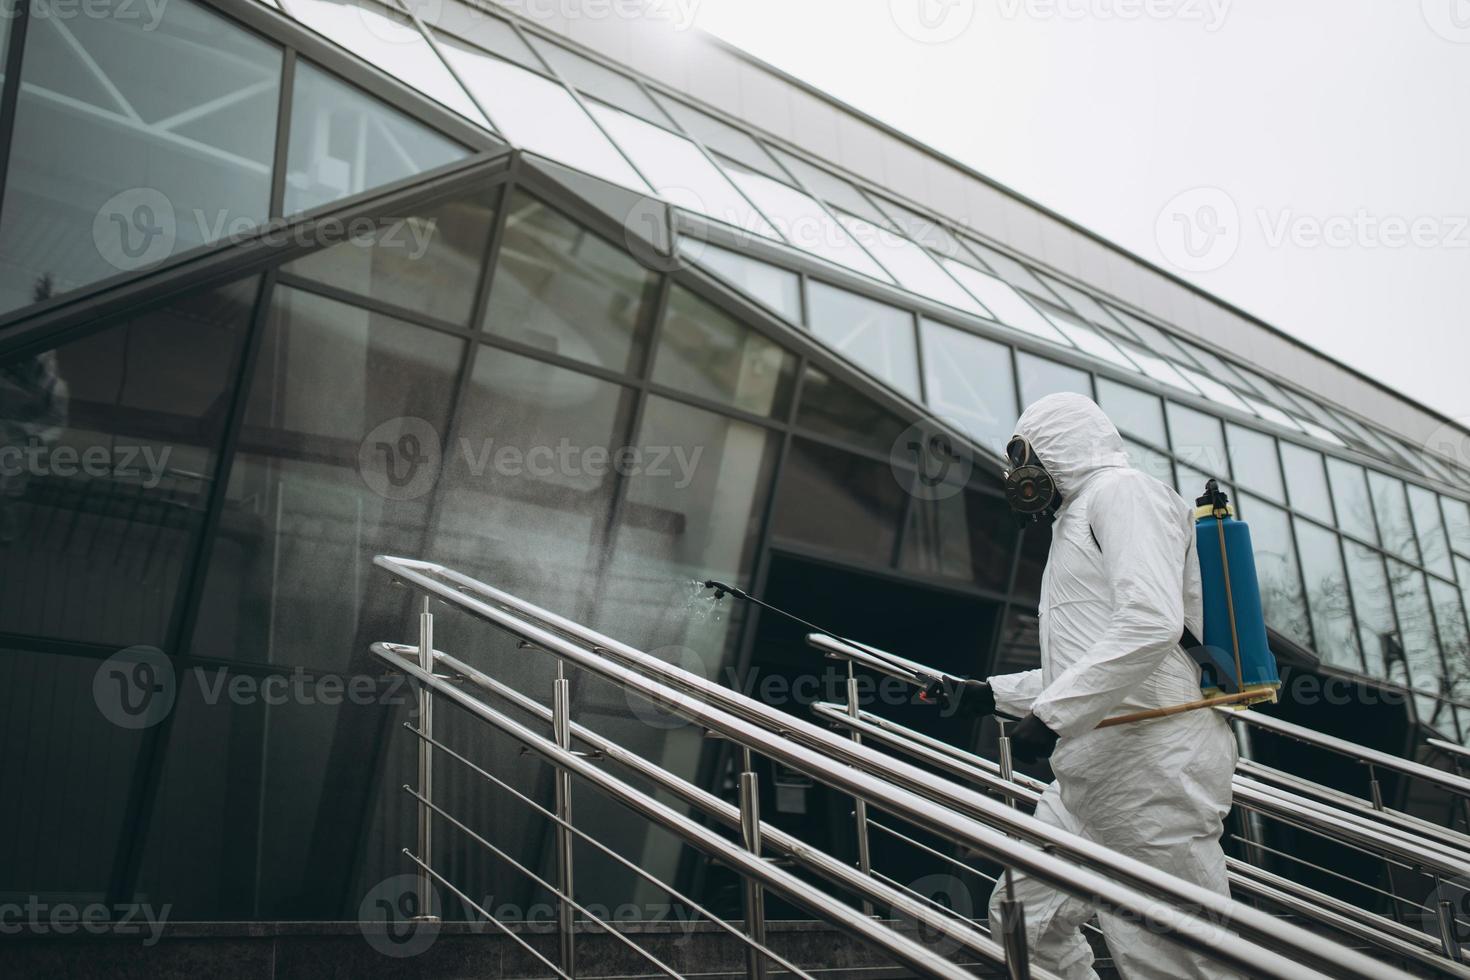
[374,644,983,980]
[1430,737,1470,762]
[375,641,1024,974]
[375,555,1404,980]
[808,700,1470,977]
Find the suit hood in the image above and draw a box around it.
[1013,393,1130,498]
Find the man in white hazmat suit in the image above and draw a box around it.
[957,393,1239,978]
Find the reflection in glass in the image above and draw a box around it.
[1226,424,1283,502]
[1387,558,1451,730]
[939,260,1069,346]
[832,213,984,315]
[1016,352,1090,408]
[1368,471,1420,563]
[806,282,919,398]
[1112,340,1201,395]
[0,0,280,311]
[1430,577,1470,714]
[720,160,892,281]
[872,196,969,259]
[652,286,795,418]
[918,319,1016,454]
[1177,365,1254,415]
[1326,457,1378,545]
[686,241,801,322]
[1038,305,1139,373]
[901,489,1015,591]
[588,103,776,238]
[1098,378,1166,447]
[1294,518,1360,669]
[771,438,906,567]
[1444,497,1470,558]
[436,35,648,191]
[286,0,485,124]
[1344,542,1394,677]
[769,147,888,224]
[483,192,658,375]
[1167,402,1230,482]
[286,60,465,215]
[1238,493,1310,649]
[794,366,907,457]
[1277,442,1333,525]
[1407,484,1454,577]
[283,190,496,326]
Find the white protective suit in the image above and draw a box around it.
[988,393,1239,979]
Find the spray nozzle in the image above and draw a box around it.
[703,579,740,601]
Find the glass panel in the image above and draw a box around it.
[720,159,891,281]
[1102,305,1201,367]
[1430,577,1470,714]
[1277,442,1333,525]
[806,281,919,398]
[1240,394,1302,432]
[938,260,1070,346]
[586,102,776,237]
[1326,457,1378,545]
[794,366,907,457]
[1037,305,1139,373]
[1294,519,1361,670]
[963,239,1054,298]
[654,95,783,177]
[1368,471,1420,563]
[0,278,255,646]
[191,285,465,673]
[530,37,669,124]
[652,285,796,418]
[1226,424,1284,502]
[285,60,465,215]
[833,213,985,315]
[771,438,906,566]
[768,147,888,224]
[1238,493,1311,648]
[282,189,496,326]
[1175,462,1228,503]
[435,36,647,191]
[901,489,1015,590]
[0,0,280,311]
[1113,339,1201,395]
[1097,378,1166,446]
[433,0,543,69]
[870,196,968,259]
[1408,484,1455,577]
[1016,352,1090,407]
[1444,496,1470,558]
[687,241,801,322]
[1123,437,1175,486]
[1034,272,1119,329]
[1344,542,1394,677]
[1387,559,1448,723]
[1177,365,1255,414]
[918,319,1016,455]
[482,192,658,375]
[1166,402,1230,481]
[287,0,485,124]
[1293,416,1347,448]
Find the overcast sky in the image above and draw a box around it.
[688,0,1470,429]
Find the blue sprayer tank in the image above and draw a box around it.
[1192,479,1281,707]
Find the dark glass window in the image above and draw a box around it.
[1386,558,1449,728]
[1293,518,1361,670]
[652,286,796,418]
[806,282,919,398]
[794,366,907,458]
[772,438,907,567]
[1368,471,1420,563]
[1344,542,1394,677]
[0,0,280,312]
[283,190,498,326]
[482,192,658,375]
[1238,493,1310,648]
[901,488,1015,592]
[1407,484,1454,578]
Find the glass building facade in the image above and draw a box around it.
[2,0,1469,924]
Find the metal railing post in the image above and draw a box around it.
[553,664,576,977]
[846,662,873,916]
[740,768,769,980]
[414,597,439,921]
[995,721,1030,978]
[1439,893,1466,963]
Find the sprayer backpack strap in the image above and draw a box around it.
[1088,523,1203,652]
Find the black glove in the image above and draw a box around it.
[1009,713,1060,763]
[920,676,996,719]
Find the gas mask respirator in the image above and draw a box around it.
[1003,435,1062,526]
